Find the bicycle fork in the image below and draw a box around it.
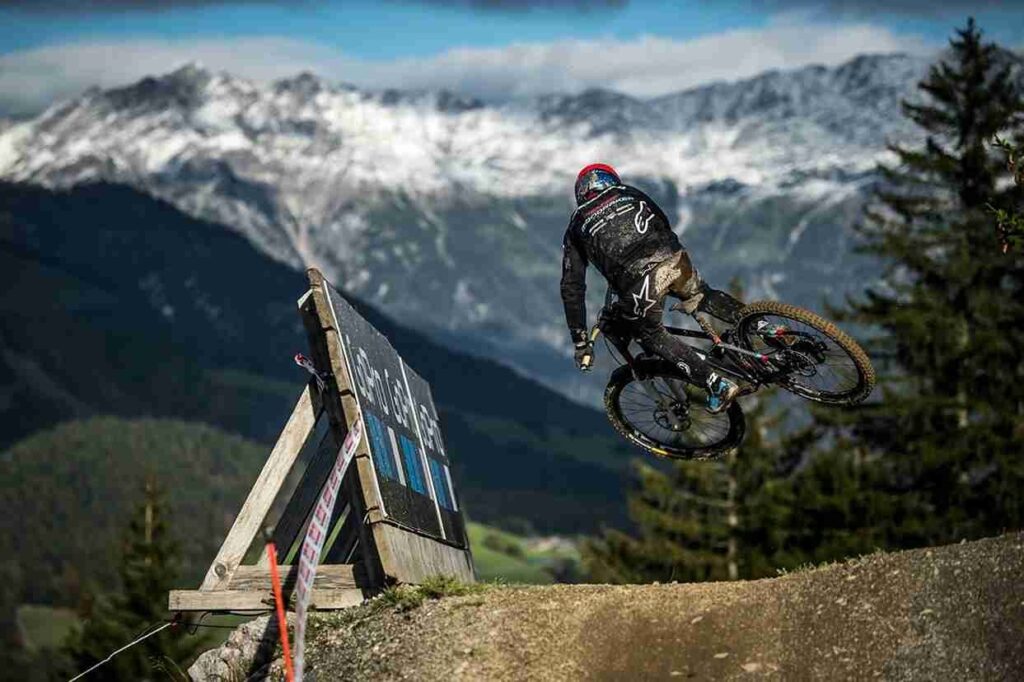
[594,320,697,431]
[635,375,690,431]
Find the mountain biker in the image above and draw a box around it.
[560,163,745,413]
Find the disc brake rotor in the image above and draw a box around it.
[778,349,819,376]
[654,403,692,431]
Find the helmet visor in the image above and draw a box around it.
[576,169,619,204]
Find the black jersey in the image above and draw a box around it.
[560,184,681,339]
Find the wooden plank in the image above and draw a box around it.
[306,270,385,525]
[373,523,476,585]
[228,564,362,592]
[304,269,386,589]
[200,382,322,590]
[323,495,361,564]
[169,587,364,612]
[260,425,338,565]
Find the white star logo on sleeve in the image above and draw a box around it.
[632,275,657,317]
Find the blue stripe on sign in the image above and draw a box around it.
[428,459,452,510]
[399,435,426,495]
[364,413,395,480]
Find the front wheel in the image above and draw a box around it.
[735,301,875,405]
[604,359,745,460]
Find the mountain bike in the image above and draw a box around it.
[586,296,875,460]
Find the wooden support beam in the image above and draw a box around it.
[200,382,322,591]
[306,271,385,526]
[228,564,362,593]
[258,427,338,567]
[169,587,364,612]
[303,270,386,589]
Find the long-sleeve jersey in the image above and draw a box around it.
[560,184,681,341]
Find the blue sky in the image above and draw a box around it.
[0,2,775,58]
[0,0,1021,116]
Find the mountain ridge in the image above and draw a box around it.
[0,181,631,534]
[2,50,1018,404]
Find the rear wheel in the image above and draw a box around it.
[735,301,875,405]
[604,359,745,460]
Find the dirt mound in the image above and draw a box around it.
[193,532,1024,680]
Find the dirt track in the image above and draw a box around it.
[193,532,1024,680]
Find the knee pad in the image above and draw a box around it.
[671,271,705,315]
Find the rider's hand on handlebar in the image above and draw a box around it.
[574,340,595,372]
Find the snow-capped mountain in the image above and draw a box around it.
[0,54,942,402]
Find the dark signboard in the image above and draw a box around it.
[323,284,466,548]
[404,366,467,547]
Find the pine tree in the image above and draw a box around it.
[731,400,803,578]
[582,457,731,584]
[64,480,202,680]
[840,18,1024,546]
[583,396,808,583]
[989,135,1024,251]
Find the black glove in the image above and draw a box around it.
[574,340,595,371]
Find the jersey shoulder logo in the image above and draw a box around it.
[634,200,654,234]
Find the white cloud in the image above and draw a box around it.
[366,22,933,98]
[0,37,344,115]
[0,21,933,116]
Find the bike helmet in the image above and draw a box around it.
[575,163,620,205]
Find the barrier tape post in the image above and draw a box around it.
[293,415,363,682]
[264,534,295,682]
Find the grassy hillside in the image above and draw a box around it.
[467,522,581,585]
[16,605,78,652]
[0,417,584,608]
[0,181,632,534]
[0,417,268,605]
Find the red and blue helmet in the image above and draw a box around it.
[575,163,620,206]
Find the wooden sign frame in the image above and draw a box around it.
[169,269,474,613]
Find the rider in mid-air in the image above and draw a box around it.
[560,163,745,413]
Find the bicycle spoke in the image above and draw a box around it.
[616,373,734,451]
[744,313,863,397]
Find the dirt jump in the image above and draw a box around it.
[191,531,1024,680]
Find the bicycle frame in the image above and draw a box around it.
[592,316,793,397]
[587,283,813,401]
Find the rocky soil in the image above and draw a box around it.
[191,531,1024,680]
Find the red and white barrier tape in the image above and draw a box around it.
[293,414,363,682]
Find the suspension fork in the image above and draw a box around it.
[626,344,688,431]
[592,320,688,431]
[636,376,687,431]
